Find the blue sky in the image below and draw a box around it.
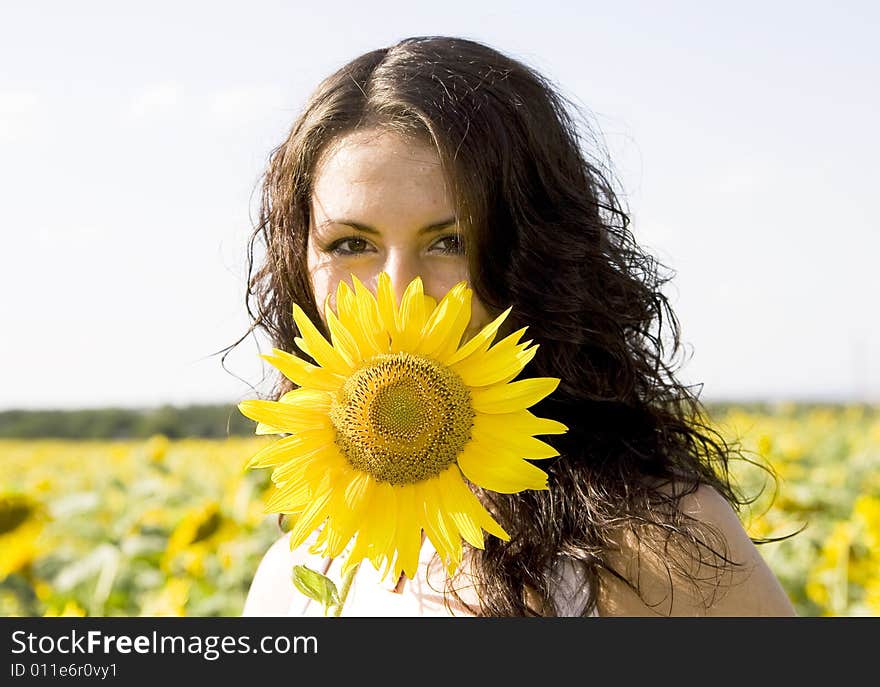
[1,1,877,409]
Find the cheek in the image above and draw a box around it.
[466,295,493,340]
[306,243,339,320]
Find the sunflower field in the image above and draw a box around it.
[1,402,878,617]
[0,435,277,617]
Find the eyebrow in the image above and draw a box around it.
[319,218,458,235]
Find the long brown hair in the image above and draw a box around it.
[230,35,771,616]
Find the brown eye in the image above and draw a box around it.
[432,234,464,255]
[327,236,373,256]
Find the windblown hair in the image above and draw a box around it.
[231,35,771,616]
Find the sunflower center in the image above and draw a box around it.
[0,499,33,535]
[371,382,427,437]
[329,352,474,486]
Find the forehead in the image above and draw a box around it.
[311,129,453,218]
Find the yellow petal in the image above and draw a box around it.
[323,295,361,367]
[443,469,510,542]
[277,387,334,409]
[395,277,425,351]
[415,281,469,358]
[398,276,424,324]
[292,303,353,376]
[477,409,568,438]
[420,477,462,572]
[245,429,335,468]
[422,294,437,314]
[269,445,335,485]
[335,278,355,310]
[433,288,473,362]
[472,414,561,459]
[264,480,311,513]
[350,274,391,354]
[324,471,371,557]
[452,329,536,387]
[264,452,347,513]
[445,306,513,366]
[488,346,537,386]
[436,468,485,549]
[391,485,423,580]
[238,399,332,433]
[261,349,344,392]
[376,272,400,342]
[337,279,384,358]
[255,422,285,436]
[350,481,400,579]
[470,377,561,414]
[335,287,361,354]
[457,440,550,493]
[288,487,333,550]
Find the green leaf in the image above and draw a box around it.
[291,565,339,614]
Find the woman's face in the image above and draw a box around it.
[307,127,492,343]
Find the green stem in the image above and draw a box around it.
[332,564,359,617]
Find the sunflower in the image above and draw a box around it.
[0,493,48,581]
[161,500,235,577]
[239,272,567,582]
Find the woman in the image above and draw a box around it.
[235,35,796,616]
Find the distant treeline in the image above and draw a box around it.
[0,400,873,440]
[0,404,256,439]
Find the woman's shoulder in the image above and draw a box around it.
[242,530,322,616]
[596,482,796,616]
